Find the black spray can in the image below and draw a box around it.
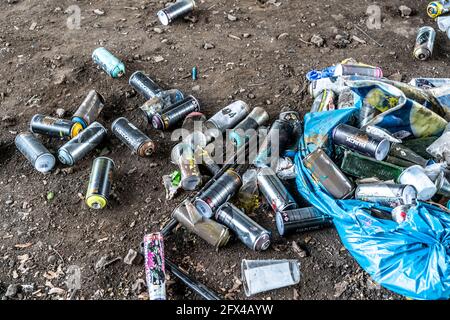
[112,117,155,157]
[72,90,105,129]
[194,168,242,218]
[332,124,390,161]
[152,96,200,131]
[15,132,56,173]
[129,71,163,101]
[216,202,271,251]
[276,207,333,236]
[58,122,107,166]
[85,157,115,210]
[257,167,298,213]
[30,114,83,139]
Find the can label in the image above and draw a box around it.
[144,233,166,300]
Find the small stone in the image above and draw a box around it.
[21,284,35,294]
[192,85,200,92]
[123,249,139,265]
[5,199,13,205]
[310,34,325,47]
[47,255,57,264]
[29,22,37,31]
[277,33,289,40]
[227,14,237,21]
[47,192,55,201]
[242,33,251,38]
[247,93,255,99]
[55,108,65,118]
[153,27,163,34]
[153,55,164,63]
[399,5,412,17]
[203,43,215,50]
[132,279,146,294]
[5,284,19,298]
[93,9,105,16]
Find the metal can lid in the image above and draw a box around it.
[57,148,74,166]
[157,10,170,26]
[275,212,285,236]
[152,114,165,130]
[35,153,56,173]
[374,139,390,161]
[255,233,271,251]
[86,194,107,210]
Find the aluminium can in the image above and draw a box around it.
[229,107,269,147]
[92,47,125,78]
[30,114,83,139]
[204,101,251,140]
[111,117,155,157]
[194,168,242,218]
[72,90,105,129]
[157,0,196,26]
[216,202,271,251]
[427,1,450,18]
[413,26,436,61]
[276,207,333,236]
[143,233,166,300]
[58,122,107,166]
[257,167,298,213]
[85,157,115,210]
[332,124,390,161]
[355,183,417,208]
[392,204,414,223]
[15,132,56,173]
[129,71,163,101]
[152,95,200,131]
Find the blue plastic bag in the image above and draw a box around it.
[295,106,450,300]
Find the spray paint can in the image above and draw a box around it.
[129,71,164,101]
[229,107,269,147]
[194,168,242,218]
[85,157,115,210]
[111,117,155,157]
[171,143,202,191]
[194,145,221,175]
[254,119,295,167]
[15,132,56,173]
[427,1,450,18]
[355,183,417,208]
[172,200,230,249]
[182,112,207,148]
[303,148,354,199]
[58,122,107,166]
[30,114,83,139]
[413,26,436,61]
[276,207,333,236]
[143,233,166,300]
[334,64,383,78]
[332,124,390,161]
[392,204,414,223]
[92,47,125,78]
[72,90,105,129]
[152,95,200,131]
[311,90,336,112]
[215,202,271,251]
[157,0,196,26]
[257,167,298,212]
[204,101,251,141]
[389,143,431,167]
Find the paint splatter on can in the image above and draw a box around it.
[157,0,196,26]
[143,233,166,300]
[15,132,56,173]
[72,90,105,129]
[85,157,115,210]
[92,47,126,78]
[152,95,200,131]
[111,117,155,157]
[257,167,298,213]
[58,122,107,166]
[355,183,417,208]
[413,26,436,61]
[30,114,83,139]
[216,202,271,251]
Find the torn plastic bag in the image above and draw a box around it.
[295,106,450,300]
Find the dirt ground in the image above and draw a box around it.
[0,0,449,300]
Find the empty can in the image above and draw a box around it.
[85,157,115,210]
[257,167,298,212]
[92,47,125,78]
[216,202,271,251]
[414,26,436,61]
[334,64,383,78]
[111,117,155,157]
[332,124,390,161]
[194,168,242,218]
[15,132,56,173]
[58,122,107,166]
[171,143,202,191]
[157,0,196,26]
[72,90,105,129]
[229,107,269,147]
[143,233,166,300]
[276,207,333,236]
[129,71,163,101]
[30,114,83,139]
[303,148,354,199]
[397,165,437,201]
[152,95,200,131]
[355,183,417,208]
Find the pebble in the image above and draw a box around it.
[192,85,200,92]
[399,5,412,17]
[277,33,289,40]
[47,255,57,264]
[153,55,164,63]
[203,43,215,50]
[310,34,325,47]
[227,14,237,21]
[5,284,19,298]
[153,27,163,34]
[55,108,65,118]
[93,9,105,16]
[21,284,35,294]
[123,249,139,265]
